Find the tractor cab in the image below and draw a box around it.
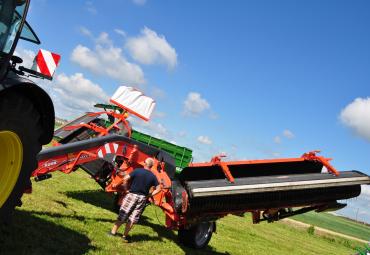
[0,0,52,82]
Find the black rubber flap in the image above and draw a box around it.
[185,185,361,215]
[179,160,324,182]
[186,171,369,190]
[184,171,370,215]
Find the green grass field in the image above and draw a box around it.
[292,211,370,241]
[0,171,366,255]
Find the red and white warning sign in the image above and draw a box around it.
[97,143,119,158]
[31,49,61,78]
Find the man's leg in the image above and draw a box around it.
[123,221,134,237]
[111,193,135,235]
[111,220,124,235]
[122,195,146,242]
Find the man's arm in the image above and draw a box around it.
[150,184,161,197]
[123,174,131,182]
[112,172,131,188]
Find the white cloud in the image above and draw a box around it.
[337,185,370,223]
[283,129,295,139]
[79,26,93,37]
[14,47,109,119]
[71,43,145,85]
[197,135,212,145]
[183,92,210,116]
[340,97,370,142]
[361,185,370,197]
[96,32,112,46]
[114,28,127,37]
[49,73,109,119]
[130,117,168,140]
[14,48,35,68]
[125,27,177,69]
[191,143,225,162]
[71,45,99,69]
[274,136,281,144]
[55,73,107,103]
[22,73,107,120]
[152,111,166,119]
[75,28,176,85]
[85,1,97,15]
[272,129,294,146]
[132,0,147,5]
[148,86,166,99]
[178,131,187,137]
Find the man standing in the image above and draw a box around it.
[109,157,161,242]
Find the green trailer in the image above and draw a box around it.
[131,129,192,172]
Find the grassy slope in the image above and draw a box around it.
[0,171,365,255]
[292,211,370,241]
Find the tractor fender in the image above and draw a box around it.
[0,73,55,145]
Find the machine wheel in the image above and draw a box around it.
[178,222,215,249]
[0,91,42,221]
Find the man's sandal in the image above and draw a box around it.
[122,235,130,243]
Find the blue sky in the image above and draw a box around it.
[18,0,370,222]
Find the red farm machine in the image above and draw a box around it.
[31,86,370,249]
[0,0,369,250]
[0,0,60,221]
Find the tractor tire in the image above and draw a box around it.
[0,91,42,221]
[178,222,215,249]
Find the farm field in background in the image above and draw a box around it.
[292,211,370,241]
[0,171,366,255]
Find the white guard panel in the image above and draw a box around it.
[110,86,156,121]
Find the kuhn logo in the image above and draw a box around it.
[43,160,57,167]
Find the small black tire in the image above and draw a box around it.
[178,222,215,249]
[0,91,43,221]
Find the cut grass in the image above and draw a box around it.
[0,171,366,255]
[292,211,370,241]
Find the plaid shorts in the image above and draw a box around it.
[117,192,147,224]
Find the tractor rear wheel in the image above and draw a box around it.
[0,91,42,221]
[178,221,215,249]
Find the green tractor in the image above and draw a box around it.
[0,0,56,220]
